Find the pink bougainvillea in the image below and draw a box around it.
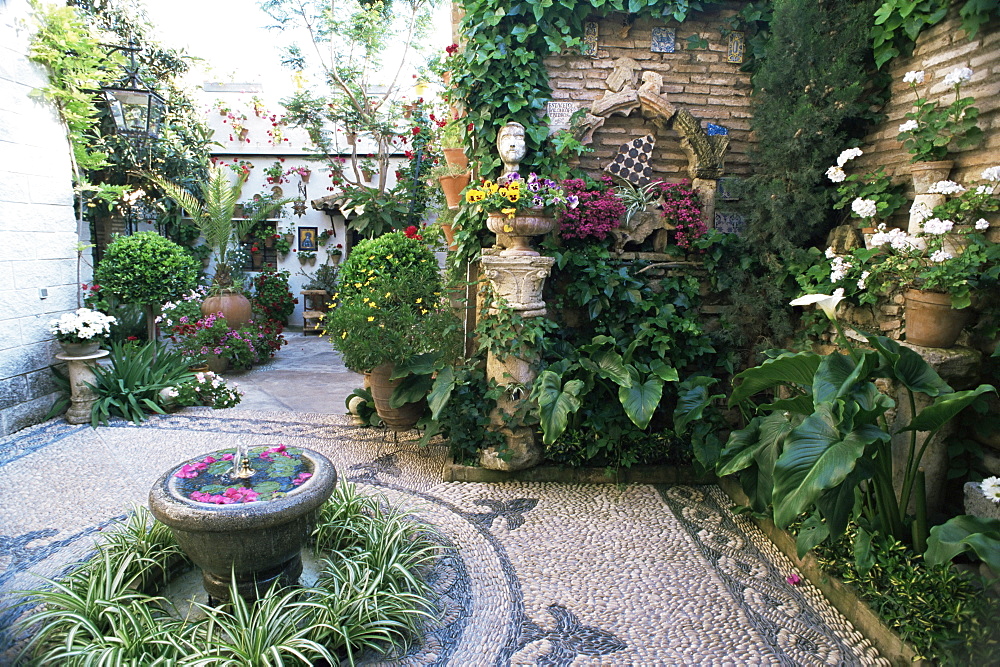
[557,177,625,242]
[657,180,705,248]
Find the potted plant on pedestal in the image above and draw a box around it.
[148,165,290,328]
[323,231,460,430]
[49,308,117,356]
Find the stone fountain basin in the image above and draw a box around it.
[148,447,337,600]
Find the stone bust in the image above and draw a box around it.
[497,121,526,176]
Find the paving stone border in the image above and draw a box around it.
[442,457,716,485]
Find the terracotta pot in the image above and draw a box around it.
[264,236,275,248]
[251,252,264,270]
[904,289,970,348]
[441,223,457,251]
[439,173,471,209]
[910,160,954,194]
[486,210,556,256]
[367,363,427,431]
[202,291,252,329]
[442,148,468,169]
[442,71,452,87]
[205,354,229,374]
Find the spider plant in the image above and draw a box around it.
[615,179,662,229]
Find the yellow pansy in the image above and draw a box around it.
[466,189,485,203]
[487,182,499,195]
[498,187,509,198]
[506,191,520,203]
[503,224,513,232]
[501,207,516,219]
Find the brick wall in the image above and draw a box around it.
[854,6,1000,206]
[543,8,753,181]
[0,0,87,436]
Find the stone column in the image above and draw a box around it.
[478,255,555,471]
[691,178,717,230]
[56,350,110,424]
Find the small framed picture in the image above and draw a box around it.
[298,227,318,251]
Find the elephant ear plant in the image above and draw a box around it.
[718,289,997,573]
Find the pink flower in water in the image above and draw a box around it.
[264,444,291,458]
[786,573,802,585]
[175,464,201,478]
[203,456,216,464]
[292,472,312,486]
[222,453,234,461]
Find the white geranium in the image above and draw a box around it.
[982,166,1000,182]
[922,218,954,235]
[975,185,993,196]
[942,66,973,87]
[851,198,878,219]
[857,271,870,290]
[898,119,918,133]
[981,477,1000,503]
[927,180,966,195]
[975,218,990,231]
[837,147,863,167]
[902,70,925,85]
[929,249,953,263]
[824,247,836,259]
[830,256,852,283]
[910,201,933,223]
[825,166,846,183]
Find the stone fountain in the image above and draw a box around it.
[149,443,336,603]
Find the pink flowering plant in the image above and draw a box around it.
[556,177,625,243]
[173,444,312,504]
[658,180,706,248]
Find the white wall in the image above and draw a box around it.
[0,0,88,436]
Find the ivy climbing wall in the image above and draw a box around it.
[543,9,752,182]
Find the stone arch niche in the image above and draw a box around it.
[569,57,730,250]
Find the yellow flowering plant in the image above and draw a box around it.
[464,172,577,218]
[323,231,460,372]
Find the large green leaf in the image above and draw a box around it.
[588,349,632,387]
[816,460,872,539]
[772,404,887,528]
[649,358,679,383]
[533,371,584,445]
[866,335,952,396]
[729,351,821,408]
[900,385,996,432]
[673,377,722,434]
[391,352,440,379]
[812,350,879,405]
[925,515,1000,575]
[717,411,795,476]
[427,366,456,420]
[389,373,432,408]
[760,395,815,415]
[796,511,831,558]
[618,375,663,430]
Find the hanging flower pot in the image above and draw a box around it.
[441,223,457,251]
[439,173,470,209]
[443,148,468,169]
[904,289,970,348]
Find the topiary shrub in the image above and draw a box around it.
[95,231,199,341]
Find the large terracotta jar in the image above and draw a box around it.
[202,290,252,328]
[367,363,427,431]
[904,289,970,348]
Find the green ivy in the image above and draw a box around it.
[873,0,1000,69]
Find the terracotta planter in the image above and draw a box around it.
[442,148,468,169]
[264,236,274,248]
[486,210,556,256]
[202,291,252,329]
[205,354,228,374]
[910,160,954,194]
[441,223,457,251]
[439,173,471,209]
[251,252,264,270]
[367,363,427,431]
[904,289,970,348]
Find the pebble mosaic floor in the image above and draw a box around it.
[0,408,890,665]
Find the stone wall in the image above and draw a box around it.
[543,7,752,181]
[854,6,1000,210]
[0,0,87,436]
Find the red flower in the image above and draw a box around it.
[126,336,138,341]
[404,225,422,240]
[411,127,421,135]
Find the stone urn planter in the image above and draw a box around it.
[367,363,427,431]
[486,210,556,256]
[904,289,970,348]
[908,160,953,234]
[149,446,337,603]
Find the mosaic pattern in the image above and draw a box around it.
[0,411,889,665]
[728,30,746,64]
[581,22,598,57]
[651,26,676,53]
[605,134,655,186]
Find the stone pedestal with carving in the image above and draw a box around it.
[56,350,109,424]
[479,255,555,471]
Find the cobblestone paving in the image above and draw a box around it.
[0,408,888,665]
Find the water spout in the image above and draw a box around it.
[230,443,255,479]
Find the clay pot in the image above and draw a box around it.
[904,289,970,348]
[442,148,468,169]
[910,160,954,194]
[367,363,427,431]
[441,223,457,251]
[202,290,252,329]
[439,173,471,209]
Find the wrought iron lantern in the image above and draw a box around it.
[100,40,167,140]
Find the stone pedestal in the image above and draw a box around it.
[479,255,554,471]
[890,343,982,514]
[56,350,109,424]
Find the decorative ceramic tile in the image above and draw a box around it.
[651,26,676,53]
[706,123,729,136]
[717,177,741,201]
[581,22,598,57]
[714,211,747,234]
[605,134,656,187]
[727,31,746,64]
